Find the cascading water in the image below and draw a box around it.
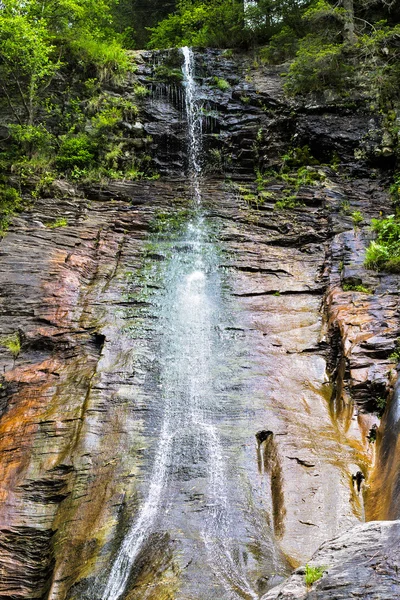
[101,47,286,600]
[181,46,203,205]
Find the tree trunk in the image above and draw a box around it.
[342,0,357,44]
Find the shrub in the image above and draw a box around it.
[281,146,319,168]
[9,124,55,155]
[260,26,299,64]
[153,64,183,83]
[305,564,325,587]
[147,1,248,49]
[70,35,130,83]
[213,77,231,91]
[0,185,22,233]
[284,36,353,95]
[56,135,95,171]
[343,283,372,293]
[134,85,150,97]
[364,216,400,272]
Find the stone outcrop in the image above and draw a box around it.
[262,520,400,599]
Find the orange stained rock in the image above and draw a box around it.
[4,358,62,384]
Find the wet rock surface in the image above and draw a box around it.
[262,520,400,600]
[0,49,399,599]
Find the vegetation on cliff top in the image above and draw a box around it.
[0,0,399,234]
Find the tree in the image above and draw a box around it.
[113,0,178,49]
[0,6,59,125]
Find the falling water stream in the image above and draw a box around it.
[101,47,286,600]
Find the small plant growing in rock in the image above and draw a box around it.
[339,199,351,215]
[342,282,372,293]
[376,396,387,416]
[134,85,150,98]
[365,216,400,272]
[275,194,301,210]
[46,218,68,228]
[305,564,325,587]
[213,77,231,91]
[352,210,363,227]
[0,333,21,359]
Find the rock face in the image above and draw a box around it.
[262,520,400,599]
[0,49,398,599]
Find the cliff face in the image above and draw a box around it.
[0,49,399,600]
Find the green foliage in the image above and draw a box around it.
[352,211,363,227]
[134,85,150,98]
[365,216,400,272]
[69,35,130,83]
[0,332,21,358]
[342,282,372,294]
[153,65,184,83]
[9,124,55,154]
[357,22,400,106]
[260,26,299,64]
[340,199,351,215]
[0,6,60,124]
[0,186,22,234]
[376,396,387,416]
[275,194,301,210]
[302,0,345,26]
[282,146,319,168]
[150,209,194,235]
[148,1,249,49]
[213,77,231,92]
[284,36,353,95]
[305,564,325,587]
[56,135,95,171]
[46,217,68,228]
[390,173,400,205]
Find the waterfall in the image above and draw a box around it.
[101,47,261,600]
[181,46,202,205]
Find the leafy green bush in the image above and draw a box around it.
[0,186,22,234]
[147,1,248,49]
[284,36,353,95]
[282,146,319,168]
[260,26,299,64]
[56,135,95,171]
[153,64,183,83]
[213,77,231,91]
[365,216,400,272]
[70,35,130,82]
[134,85,150,98]
[342,282,372,293]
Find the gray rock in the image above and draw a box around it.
[262,520,400,599]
